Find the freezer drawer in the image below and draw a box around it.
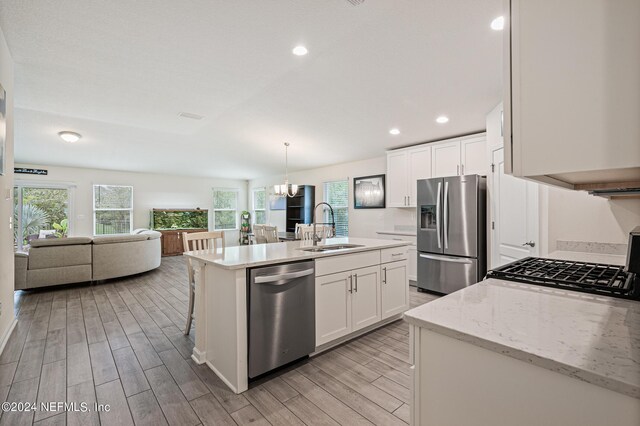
[248,261,315,378]
[418,252,479,294]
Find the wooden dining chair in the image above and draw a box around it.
[263,225,279,243]
[253,224,266,244]
[182,231,225,335]
[298,224,315,241]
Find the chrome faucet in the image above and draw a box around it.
[311,202,336,246]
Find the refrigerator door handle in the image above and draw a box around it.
[436,182,442,249]
[419,253,473,264]
[443,181,449,249]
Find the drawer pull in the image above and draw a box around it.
[391,253,404,256]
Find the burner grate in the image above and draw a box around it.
[487,257,637,299]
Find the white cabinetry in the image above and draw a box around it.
[505,0,640,189]
[387,151,410,207]
[387,147,431,207]
[351,265,381,331]
[315,248,408,347]
[431,140,461,178]
[387,134,487,207]
[461,136,488,176]
[376,232,417,281]
[381,260,409,319]
[315,271,352,345]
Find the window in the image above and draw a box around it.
[252,187,266,224]
[324,180,349,236]
[13,183,72,250]
[93,185,133,235]
[213,188,238,230]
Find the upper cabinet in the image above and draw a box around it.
[505,0,640,191]
[387,134,486,208]
[431,141,460,178]
[387,146,432,207]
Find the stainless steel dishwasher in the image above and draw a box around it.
[248,260,315,378]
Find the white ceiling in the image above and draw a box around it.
[0,0,503,179]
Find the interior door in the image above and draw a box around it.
[408,146,432,207]
[351,265,381,332]
[315,271,352,346]
[431,141,461,178]
[490,148,539,268]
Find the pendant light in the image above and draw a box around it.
[273,142,299,198]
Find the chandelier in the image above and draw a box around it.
[273,142,299,198]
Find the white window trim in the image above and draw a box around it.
[213,188,239,231]
[251,187,267,224]
[93,184,134,236]
[13,181,76,250]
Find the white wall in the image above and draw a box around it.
[14,163,248,244]
[249,156,415,238]
[0,27,16,348]
[547,186,640,249]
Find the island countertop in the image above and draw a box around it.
[404,278,640,399]
[183,237,410,270]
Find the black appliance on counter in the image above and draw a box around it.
[486,226,640,301]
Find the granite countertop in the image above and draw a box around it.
[184,237,410,270]
[404,278,640,399]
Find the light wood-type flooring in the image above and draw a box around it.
[0,256,437,426]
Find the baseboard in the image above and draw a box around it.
[191,348,206,365]
[0,317,17,357]
[205,360,244,394]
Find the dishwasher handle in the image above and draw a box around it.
[254,268,314,285]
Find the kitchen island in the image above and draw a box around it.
[184,237,411,393]
[404,278,640,425]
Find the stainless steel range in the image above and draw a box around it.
[487,226,640,301]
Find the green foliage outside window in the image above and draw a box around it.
[151,210,208,230]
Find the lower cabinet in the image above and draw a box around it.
[351,265,382,331]
[381,259,409,319]
[315,249,409,347]
[158,228,208,256]
[316,265,381,346]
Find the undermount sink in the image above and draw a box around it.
[298,244,364,253]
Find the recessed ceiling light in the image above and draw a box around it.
[491,16,505,31]
[292,46,308,56]
[58,131,81,143]
[389,128,400,135]
[436,116,449,124]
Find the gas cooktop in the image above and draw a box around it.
[486,257,639,300]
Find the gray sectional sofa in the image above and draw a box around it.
[14,230,162,290]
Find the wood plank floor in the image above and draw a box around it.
[0,256,438,426]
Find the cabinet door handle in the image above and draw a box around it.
[407,195,410,205]
[461,164,465,175]
[353,274,358,293]
[457,165,460,175]
[382,267,387,284]
[348,274,353,293]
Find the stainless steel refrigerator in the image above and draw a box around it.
[417,175,486,294]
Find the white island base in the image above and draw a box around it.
[410,327,640,426]
[405,279,640,426]
[186,238,411,394]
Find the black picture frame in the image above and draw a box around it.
[353,174,386,209]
